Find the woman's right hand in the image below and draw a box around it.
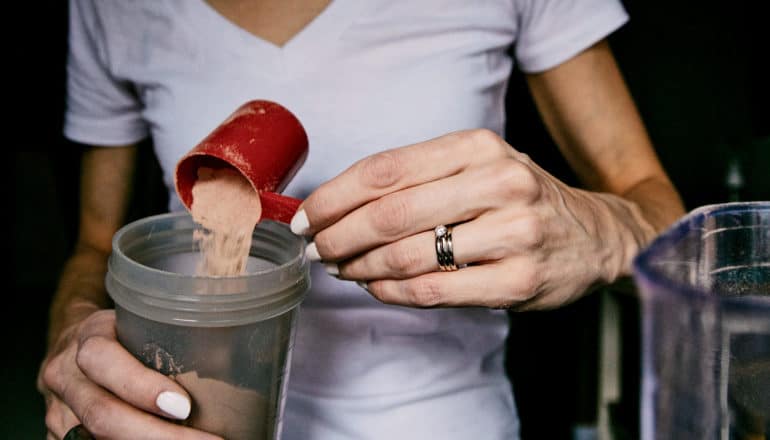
[38,309,222,440]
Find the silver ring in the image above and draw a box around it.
[434,225,458,271]
[63,424,94,440]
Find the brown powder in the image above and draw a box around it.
[183,166,269,438]
[176,371,268,440]
[191,167,262,277]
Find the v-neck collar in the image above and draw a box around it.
[185,0,363,78]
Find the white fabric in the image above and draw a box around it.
[65,1,628,438]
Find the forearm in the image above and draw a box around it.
[47,244,112,348]
[47,145,137,348]
[620,175,685,234]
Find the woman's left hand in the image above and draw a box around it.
[290,129,656,310]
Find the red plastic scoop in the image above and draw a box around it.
[174,100,308,224]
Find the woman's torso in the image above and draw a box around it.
[86,1,520,437]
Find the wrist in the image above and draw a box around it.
[588,191,658,283]
[47,300,103,348]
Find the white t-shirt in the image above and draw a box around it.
[65,1,628,438]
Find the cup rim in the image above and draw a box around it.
[111,211,304,284]
[632,201,770,309]
[107,211,309,326]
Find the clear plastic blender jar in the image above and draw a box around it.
[633,202,770,439]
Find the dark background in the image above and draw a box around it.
[9,1,769,439]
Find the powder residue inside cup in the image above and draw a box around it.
[191,166,262,277]
[174,166,271,437]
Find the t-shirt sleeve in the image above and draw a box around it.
[513,0,628,73]
[64,0,148,146]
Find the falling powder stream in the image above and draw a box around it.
[183,166,269,439]
[190,166,263,277]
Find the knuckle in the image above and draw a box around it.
[44,409,57,434]
[385,242,422,274]
[468,128,500,146]
[41,360,61,392]
[89,309,113,322]
[367,281,396,305]
[360,151,404,189]
[313,230,339,260]
[370,195,411,238]
[517,215,545,250]
[304,184,336,224]
[519,168,542,200]
[495,160,541,201]
[514,151,533,165]
[507,287,531,303]
[80,397,112,436]
[367,285,388,303]
[76,335,110,373]
[406,277,443,307]
[467,129,507,157]
[510,264,541,301]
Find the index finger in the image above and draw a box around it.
[293,129,509,235]
[77,311,193,421]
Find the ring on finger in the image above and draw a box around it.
[434,225,459,271]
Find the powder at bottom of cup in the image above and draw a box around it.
[176,371,268,440]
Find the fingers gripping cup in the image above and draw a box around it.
[108,101,311,439]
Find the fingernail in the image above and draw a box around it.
[156,391,191,420]
[324,262,339,277]
[357,281,369,291]
[290,209,310,235]
[305,242,321,261]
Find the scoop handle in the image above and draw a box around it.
[260,192,302,224]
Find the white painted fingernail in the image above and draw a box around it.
[156,391,191,420]
[305,242,321,261]
[357,281,369,291]
[290,209,310,235]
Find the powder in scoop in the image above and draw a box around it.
[191,167,262,277]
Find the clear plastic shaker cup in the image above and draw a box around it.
[106,213,310,439]
[107,100,311,439]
